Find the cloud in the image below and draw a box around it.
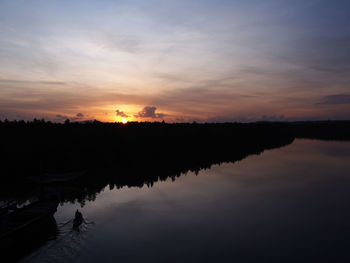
[55,114,69,121]
[97,34,143,53]
[0,79,67,85]
[318,94,350,105]
[116,109,129,118]
[76,112,84,117]
[0,79,154,114]
[135,106,167,119]
[206,114,287,123]
[292,36,350,74]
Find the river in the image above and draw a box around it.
[20,139,350,263]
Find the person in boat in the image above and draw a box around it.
[75,209,83,220]
[73,209,83,229]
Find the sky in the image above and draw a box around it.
[0,0,349,122]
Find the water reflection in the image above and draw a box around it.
[18,139,350,263]
[21,218,94,263]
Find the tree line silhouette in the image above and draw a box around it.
[1,120,349,185]
[0,120,294,208]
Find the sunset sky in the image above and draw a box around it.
[0,0,349,122]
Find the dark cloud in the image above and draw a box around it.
[135,106,167,119]
[55,114,69,121]
[56,113,90,122]
[116,109,129,118]
[56,114,67,118]
[318,94,350,105]
[207,114,287,123]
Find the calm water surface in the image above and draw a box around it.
[21,139,350,262]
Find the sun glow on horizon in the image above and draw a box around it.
[121,118,128,124]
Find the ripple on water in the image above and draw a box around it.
[20,219,95,263]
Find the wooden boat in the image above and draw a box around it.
[73,217,83,229]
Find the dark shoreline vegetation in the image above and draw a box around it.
[0,120,350,203]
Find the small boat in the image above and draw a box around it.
[73,217,83,229]
[73,210,84,229]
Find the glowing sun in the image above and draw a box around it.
[121,118,128,124]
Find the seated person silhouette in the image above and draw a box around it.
[73,209,83,229]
